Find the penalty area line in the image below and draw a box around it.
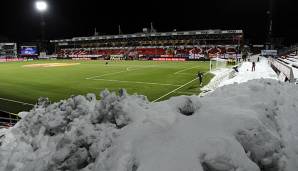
[152,77,198,102]
[86,67,138,80]
[174,66,200,75]
[89,78,182,87]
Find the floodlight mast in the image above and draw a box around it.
[35,1,48,53]
[267,0,273,50]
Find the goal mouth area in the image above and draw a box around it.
[209,58,228,72]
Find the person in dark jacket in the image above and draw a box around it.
[252,62,256,71]
[197,72,204,86]
[233,66,239,72]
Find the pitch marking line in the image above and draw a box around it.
[126,67,137,71]
[104,64,158,68]
[152,77,198,102]
[89,78,182,87]
[174,66,200,75]
[174,73,194,76]
[0,97,34,106]
[86,67,138,80]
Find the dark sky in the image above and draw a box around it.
[0,0,298,44]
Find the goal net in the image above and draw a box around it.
[209,58,228,72]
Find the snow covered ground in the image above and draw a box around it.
[279,57,298,79]
[2,56,298,171]
[293,69,298,80]
[201,55,277,95]
[219,56,277,86]
[200,68,232,96]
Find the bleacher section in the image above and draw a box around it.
[56,46,238,60]
[0,43,17,58]
[278,56,298,80]
[51,29,243,61]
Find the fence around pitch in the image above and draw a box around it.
[0,110,20,128]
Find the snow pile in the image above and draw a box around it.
[281,57,298,79]
[201,56,277,96]
[0,129,7,147]
[200,68,232,95]
[1,80,298,171]
[220,57,277,87]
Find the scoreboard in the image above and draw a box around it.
[261,50,278,57]
[20,46,38,56]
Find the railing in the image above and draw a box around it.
[0,110,20,128]
[268,57,295,82]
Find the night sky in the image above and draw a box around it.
[0,0,297,44]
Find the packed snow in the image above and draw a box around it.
[201,55,277,96]
[279,56,298,79]
[219,56,278,87]
[1,79,298,171]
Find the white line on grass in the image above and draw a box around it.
[174,66,200,75]
[126,67,136,71]
[102,64,158,68]
[86,65,194,80]
[90,78,182,87]
[174,73,195,76]
[152,77,198,102]
[0,97,34,106]
[86,67,138,80]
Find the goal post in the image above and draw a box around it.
[209,57,228,72]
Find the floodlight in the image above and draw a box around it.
[35,1,48,12]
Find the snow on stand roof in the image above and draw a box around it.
[1,78,298,171]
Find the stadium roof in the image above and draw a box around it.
[50,29,243,43]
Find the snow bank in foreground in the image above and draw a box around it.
[1,80,298,171]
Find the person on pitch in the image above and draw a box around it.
[252,61,256,71]
[197,71,204,86]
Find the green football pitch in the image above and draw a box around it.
[0,60,214,114]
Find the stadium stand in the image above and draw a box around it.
[51,29,243,61]
[0,43,21,62]
[226,47,237,54]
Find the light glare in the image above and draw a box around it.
[35,1,48,12]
